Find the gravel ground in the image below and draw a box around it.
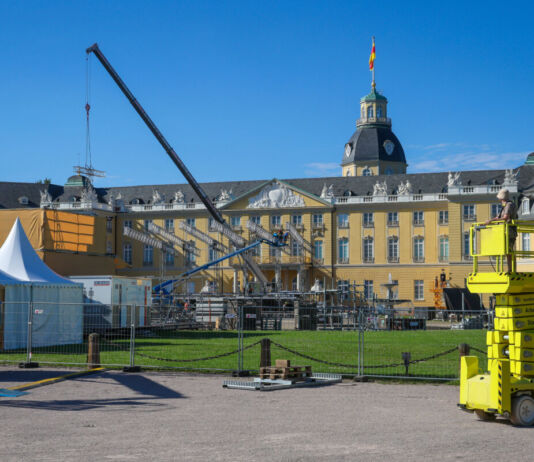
[0,366,533,461]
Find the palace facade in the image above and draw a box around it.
[1,84,533,307]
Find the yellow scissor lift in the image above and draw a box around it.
[460,220,534,425]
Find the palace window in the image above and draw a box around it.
[143,245,153,265]
[292,215,303,227]
[144,219,153,231]
[413,211,424,226]
[387,236,399,262]
[291,239,303,257]
[312,214,323,227]
[123,243,132,264]
[364,280,374,300]
[270,246,281,258]
[186,218,196,227]
[106,217,113,233]
[439,211,448,225]
[439,236,449,262]
[165,251,174,267]
[413,236,424,262]
[362,167,372,177]
[463,204,476,221]
[367,105,374,118]
[522,199,530,215]
[522,233,531,253]
[208,247,218,262]
[230,216,241,228]
[338,238,349,263]
[314,240,323,260]
[338,214,349,228]
[463,232,472,260]
[363,237,374,263]
[491,204,500,218]
[376,105,383,118]
[186,243,196,264]
[250,216,261,225]
[123,220,132,230]
[414,280,425,301]
[249,242,261,256]
[165,219,174,231]
[363,212,374,227]
[271,215,281,228]
[387,212,398,226]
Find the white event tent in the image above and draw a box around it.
[0,218,83,350]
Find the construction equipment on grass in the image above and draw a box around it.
[459,219,534,425]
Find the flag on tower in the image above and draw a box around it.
[369,38,376,71]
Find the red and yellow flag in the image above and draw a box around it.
[369,38,376,71]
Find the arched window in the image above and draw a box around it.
[338,238,349,264]
[387,236,399,262]
[363,237,374,263]
[376,105,383,118]
[123,243,132,264]
[367,105,374,118]
[165,251,174,266]
[143,245,153,265]
[362,167,372,177]
[314,240,323,260]
[413,236,424,262]
[439,236,449,262]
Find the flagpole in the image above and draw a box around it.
[372,37,375,89]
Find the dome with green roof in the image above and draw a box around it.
[360,87,387,103]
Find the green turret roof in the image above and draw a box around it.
[360,87,387,102]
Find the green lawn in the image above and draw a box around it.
[0,329,487,379]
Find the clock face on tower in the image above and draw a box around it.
[344,144,351,158]
[383,140,395,156]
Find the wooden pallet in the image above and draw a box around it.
[259,365,312,380]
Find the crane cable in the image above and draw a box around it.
[85,54,92,169]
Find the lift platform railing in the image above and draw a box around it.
[470,220,534,274]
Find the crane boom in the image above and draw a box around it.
[86,43,223,223]
[86,43,268,286]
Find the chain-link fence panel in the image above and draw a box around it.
[0,302,31,365]
[239,304,360,375]
[361,308,487,380]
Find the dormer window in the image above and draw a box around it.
[367,105,374,118]
[18,196,29,205]
[70,196,78,202]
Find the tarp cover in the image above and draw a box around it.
[0,217,73,283]
[2,284,83,350]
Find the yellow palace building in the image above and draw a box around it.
[1,82,533,307]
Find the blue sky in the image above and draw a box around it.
[1,1,533,187]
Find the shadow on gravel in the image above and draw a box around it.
[0,369,74,383]
[0,370,185,411]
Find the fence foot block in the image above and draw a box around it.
[232,370,251,377]
[18,362,39,369]
[352,375,368,382]
[123,366,141,373]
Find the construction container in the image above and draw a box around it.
[70,276,152,330]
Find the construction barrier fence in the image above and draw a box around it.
[0,302,488,380]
